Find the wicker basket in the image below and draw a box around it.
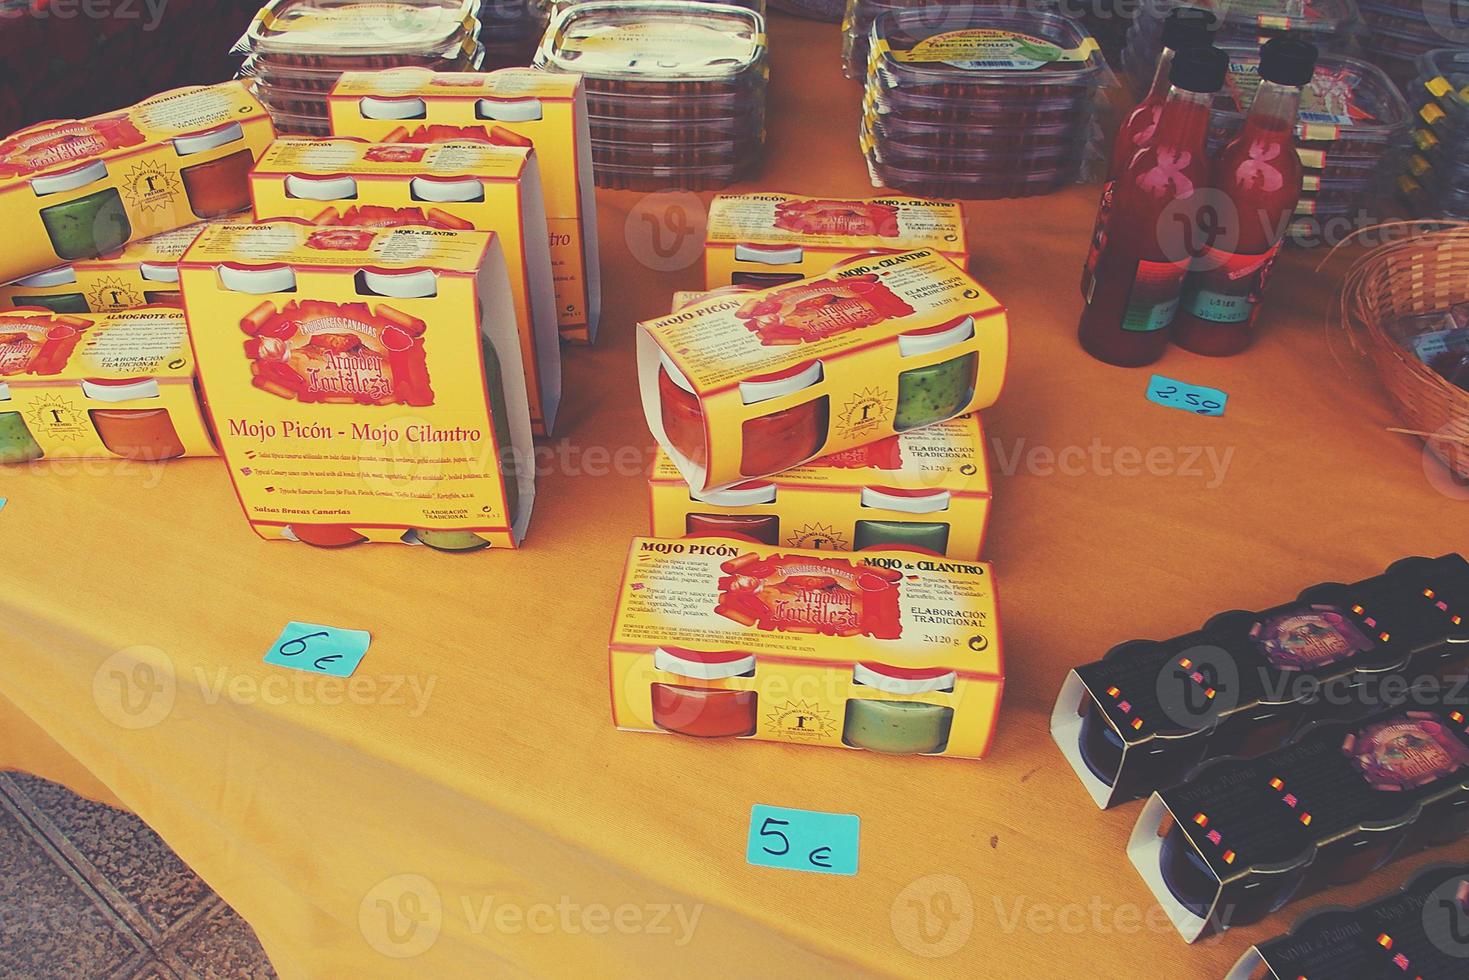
[1337,223,1469,482]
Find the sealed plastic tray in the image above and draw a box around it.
[266,108,334,136]
[866,125,1087,174]
[867,7,1108,103]
[241,46,482,92]
[253,85,329,119]
[590,136,763,170]
[867,84,1093,127]
[590,114,762,143]
[866,153,1078,198]
[585,87,766,121]
[536,1,766,97]
[867,111,1093,151]
[593,159,755,191]
[235,0,480,67]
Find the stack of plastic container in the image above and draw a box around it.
[1397,49,1469,220]
[534,0,768,190]
[478,0,550,69]
[1208,46,1409,242]
[1122,0,1363,95]
[235,0,483,136]
[1358,0,1465,89]
[859,6,1111,198]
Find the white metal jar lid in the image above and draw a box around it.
[476,98,543,122]
[897,315,974,357]
[734,243,803,265]
[658,349,696,395]
[218,264,298,294]
[173,122,245,157]
[859,486,950,514]
[410,175,484,203]
[139,260,179,283]
[853,662,957,695]
[654,647,757,680]
[358,95,427,119]
[81,377,161,402]
[361,268,437,298]
[691,480,777,506]
[285,174,359,201]
[738,360,822,405]
[31,160,109,196]
[14,266,77,287]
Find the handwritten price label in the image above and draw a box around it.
[746,805,859,876]
[1146,374,1227,417]
[264,622,371,678]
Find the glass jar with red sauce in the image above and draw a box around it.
[656,352,708,467]
[175,123,256,220]
[736,359,827,477]
[685,480,780,545]
[82,378,186,461]
[650,647,758,738]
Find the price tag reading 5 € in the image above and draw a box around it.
[747,805,859,876]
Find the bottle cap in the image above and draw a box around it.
[1162,7,1218,52]
[1169,45,1228,95]
[1260,37,1318,88]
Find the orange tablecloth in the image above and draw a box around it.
[3,15,1466,979]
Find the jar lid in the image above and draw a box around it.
[0,382,10,401]
[691,480,777,506]
[14,266,77,287]
[284,173,359,201]
[139,261,179,283]
[81,377,160,401]
[358,95,428,120]
[30,160,108,196]
[898,314,974,357]
[410,175,485,203]
[658,349,696,394]
[854,662,956,695]
[738,359,822,405]
[734,243,804,265]
[654,646,756,680]
[219,264,298,294]
[860,486,950,514]
[361,268,437,298]
[173,122,245,156]
[476,97,544,122]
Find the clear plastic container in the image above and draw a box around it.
[591,135,763,170]
[234,0,480,68]
[595,159,757,190]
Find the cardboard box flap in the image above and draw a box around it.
[0,307,193,384]
[180,221,492,274]
[252,138,531,181]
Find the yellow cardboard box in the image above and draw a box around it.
[327,68,601,344]
[0,306,215,463]
[639,249,1008,492]
[248,137,562,435]
[609,537,1004,759]
[704,192,969,289]
[649,412,991,560]
[0,82,273,286]
[0,223,219,314]
[178,221,534,550]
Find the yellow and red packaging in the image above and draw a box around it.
[327,67,601,344]
[639,248,1008,492]
[0,306,215,463]
[248,137,562,435]
[0,82,274,286]
[178,221,535,549]
[649,413,992,560]
[704,192,970,289]
[609,537,1004,759]
[0,223,219,314]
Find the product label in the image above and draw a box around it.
[1250,604,1374,671]
[1181,243,1282,325]
[0,314,89,376]
[1225,60,1374,129]
[717,552,904,639]
[1347,715,1469,792]
[707,193,965,250]
[183,222,488,270]
[1080,178,1115,298]
[1120,258,1189,332]
[887,29,1097,72]
[254,137,527,180]
[734,274,916,345]
[0,116,147,179]
[332,67,579,101]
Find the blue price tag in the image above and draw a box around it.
[1146,374,1228,417]
[264,622,371,678]
[0,498,7,513]
[747,805,859,876]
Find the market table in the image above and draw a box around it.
[2,14,1466,979]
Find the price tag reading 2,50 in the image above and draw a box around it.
[746,805,859,876]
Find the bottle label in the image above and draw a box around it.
[1121,258,1190,332]
[1182,244,1282,325]
[1080,178,1114,298]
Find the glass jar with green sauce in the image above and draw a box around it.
[894,315,977,431]
[842,663,956,755]
[853,486,951,555]
[0,385,44,463]
[33,161,131,262]
[7,266,89,313]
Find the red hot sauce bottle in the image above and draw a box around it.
[1172,38,1318,357]
[1078,46,1228,368]
[1081,6,1218,299]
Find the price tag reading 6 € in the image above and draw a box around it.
[747,805,859,876]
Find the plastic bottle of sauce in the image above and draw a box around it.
[1172,39,1318,357]
[1078,46,1228,368]
[1081,7,1218,300]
